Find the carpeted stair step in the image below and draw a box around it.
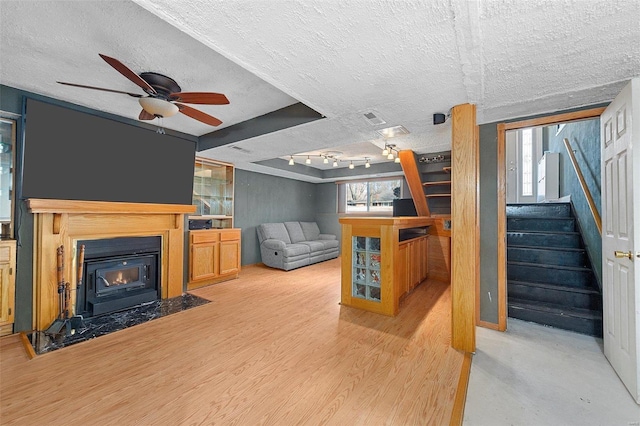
[506,202,572,218]
[508,280,602,311]
[507,261,595,288]
[508,298,603,337]
[507,245,589,268]
[507,216,576,232]
[507,230,583,249]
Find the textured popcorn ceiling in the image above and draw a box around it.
[1,0,639,182]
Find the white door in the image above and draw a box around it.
[602,77,640,404]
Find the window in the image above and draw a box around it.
[520,128,533,197]
[341,179,402,213]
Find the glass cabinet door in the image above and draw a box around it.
[0,117,15,239]
[352,236,381,302]
[192,158,234,228]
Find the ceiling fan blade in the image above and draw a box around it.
[57,81,143,97]
[139,109,155,120]
[98,53,157,95]
[168,92,229,105]
[175,103,223,126]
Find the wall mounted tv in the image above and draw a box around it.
[21,99,196,205]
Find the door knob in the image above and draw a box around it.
[614,250,633,259]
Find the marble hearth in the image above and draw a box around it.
[28,199,195,332]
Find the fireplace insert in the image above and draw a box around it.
[77,236,161,317]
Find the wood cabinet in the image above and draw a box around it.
[0,240,16,336]
[398,235,429,298]
[339,217,434,316]
[188,229,241,290]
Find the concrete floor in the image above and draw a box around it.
[464,318,640,425]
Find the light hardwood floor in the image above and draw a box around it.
[0,258,463,425]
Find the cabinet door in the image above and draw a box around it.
[190,243,218,281]
[0,263,13,325]
[397,243,409,298]
[219,240,240,275]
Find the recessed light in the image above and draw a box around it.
[376,125,410,138]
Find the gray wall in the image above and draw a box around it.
[234,170,340,266]
[1,85,32,333]
[314,182,340,240]
[479,123,499,323]
[546,119,602,287]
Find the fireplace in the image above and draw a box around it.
[77,236,161,317]
[28,199,195,331]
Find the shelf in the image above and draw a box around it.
[422,180,451,186]
[193,157,235,222]
[425,193,451,198]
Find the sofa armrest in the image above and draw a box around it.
[261,239,286,250]
[319,234,337,240]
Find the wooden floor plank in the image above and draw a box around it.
[0,258,463,425]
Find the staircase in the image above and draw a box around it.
[507,202,603,337]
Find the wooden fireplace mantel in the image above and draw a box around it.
[28,199,196,331]
[27,199,196,215]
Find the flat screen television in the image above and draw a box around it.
[392,198,418,217]
[21,98,196,205]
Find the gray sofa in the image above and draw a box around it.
[257,221,339,271]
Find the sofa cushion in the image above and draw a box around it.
[314,239,339,250]
[260,223,291,244]
[284,221,306,243]
[300,221,321,240]
[283,243,310,257]
[300,240,325,253]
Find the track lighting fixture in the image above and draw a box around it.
[419,154,447,163]
[287,145,403,170]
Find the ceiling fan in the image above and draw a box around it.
[57,54,229,126]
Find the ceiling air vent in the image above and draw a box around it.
[363,112,386,126]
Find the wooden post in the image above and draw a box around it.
[451,103,478,353]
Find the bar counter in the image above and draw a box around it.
[338,216,435,316]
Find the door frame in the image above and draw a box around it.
[493,107,606,331]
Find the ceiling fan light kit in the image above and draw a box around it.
[138,97,179,118]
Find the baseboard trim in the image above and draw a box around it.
[478,320,504,331]
[450,351,473,426]
[19,332,37,360]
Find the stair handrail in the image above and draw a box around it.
[563,138,602,234]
